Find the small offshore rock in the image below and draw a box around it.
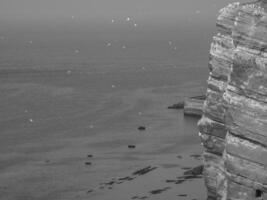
[138,126,146,131]
[168,101,184,109]
[128,145,136,149]
[87,189,93,193]
[184,165,203,176]
[178,194,188,197]
[85,162,92,165]
[132,166,157,176]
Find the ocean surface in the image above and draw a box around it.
[0,18,212,200]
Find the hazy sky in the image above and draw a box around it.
[0,0,245,23]
[0,0,248,63]
[0,0,250,66]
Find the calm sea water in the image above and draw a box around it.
[0,24,209,199]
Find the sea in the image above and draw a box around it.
[0,14,216,200]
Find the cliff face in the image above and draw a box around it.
[198,1,267,199]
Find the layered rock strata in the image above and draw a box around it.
[223,1,267,199]
[198,3,236,199]
[198,1,267,199]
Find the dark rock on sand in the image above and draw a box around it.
[85,162,92,165]
[128,145,136,149]
[87,154,93,158]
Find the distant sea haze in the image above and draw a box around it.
[0,23,213,69]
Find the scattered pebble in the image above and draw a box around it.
[122,45,126,49]
[29,118,34,123]
[75,49,80,53]
[177,155,183,159]
[126,17,131,21]
[89,125,94,129]
[138,112,142,115]
[111,85,116,88]
[66,70,72,75]
[87,154,93,158]
[134,23,138,27]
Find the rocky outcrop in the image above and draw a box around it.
[198,1,267,199]
[184,96,205,117]
[168,95,205,117]
[198,3,236,199]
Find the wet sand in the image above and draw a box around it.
[0,64,207,200]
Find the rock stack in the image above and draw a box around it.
[198,2,237,199]
[223,1,267,199]
[199,1,267,199]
